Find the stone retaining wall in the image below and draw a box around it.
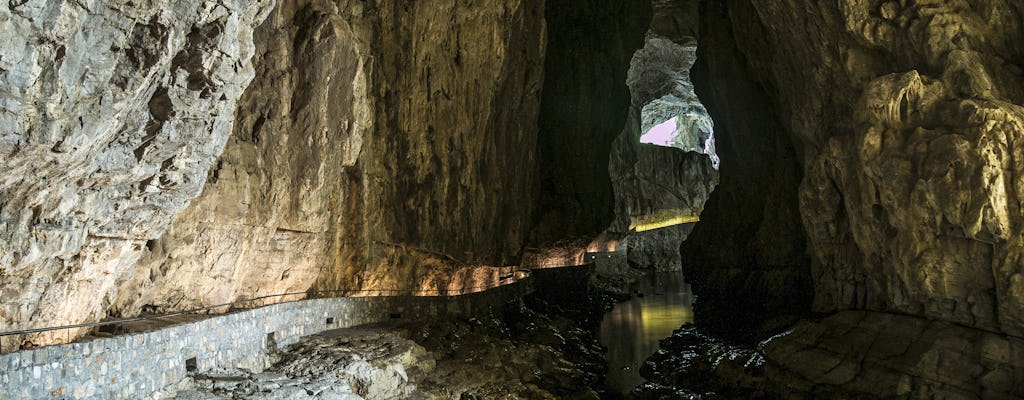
[0,278,532,400]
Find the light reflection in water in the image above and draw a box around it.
[599,273,694,397]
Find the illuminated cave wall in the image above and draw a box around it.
[0,0,653,347]
[685,0,1024,343]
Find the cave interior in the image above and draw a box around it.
[1,0,1024,398]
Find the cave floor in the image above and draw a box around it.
[156,303,609,399]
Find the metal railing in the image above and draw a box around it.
[0,276,530,353]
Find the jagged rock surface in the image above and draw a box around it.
[691,0,1024,336]
[108,0,555,315]
[112,0,374,316]
[164,329,430,400]
[1,0,653,346]
[162,308,607,400]
[608,33,718,271]
[0,0,273,345]
[2,0,552,337]
[673,0,1024,396]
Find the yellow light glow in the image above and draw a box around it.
[629,209,700,232]
[639,303,694,341]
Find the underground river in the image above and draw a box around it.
[599,272,695,396]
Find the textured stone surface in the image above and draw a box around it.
[762,311,1024,399]
[354,0,547,289]
[670,0,1024,396]
[649,0,699,45]
[1,0,554,343]
[170,330,429,400]
[629,37,716,165]
[111,0,374,316]
[690,0,1024,335]
[0,0,273,345]
[608,32,718,271]
[778,1,1024,337]
[0,0,658,346]
[165,294,608,400]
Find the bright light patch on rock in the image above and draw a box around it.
[641,117,679,146]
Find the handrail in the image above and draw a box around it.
[0,279,528,340]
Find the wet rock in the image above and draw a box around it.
[760,311,1024,399]
[636,324,767,399]
[640,311,1024,399]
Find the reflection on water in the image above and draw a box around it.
[599,273,694,397]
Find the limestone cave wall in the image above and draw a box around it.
[112,0,373,318]
[0,0,275,344]
[0,0,650,347]
[608,32,718,271]
[687,0,1024,338]
[112,0,551,321]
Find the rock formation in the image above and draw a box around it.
[3,0,1023,397]
[672,0,1024,396]
[687,0,1024,336]
[111,0,549,318]
[0,0,651,348]
[608,31,718,271]
[0,0,274,345]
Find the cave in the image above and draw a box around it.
[1,0,1024,399]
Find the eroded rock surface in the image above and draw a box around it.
[110,0,551,317]
[673,0,1024,396]
[688,0,1024,336]
[1,0,556,344]
[0,0,273,345]
[112,0,373,317]
[608,33,718,271]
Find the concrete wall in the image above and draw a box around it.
[0,279,532,400]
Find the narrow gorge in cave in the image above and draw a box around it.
[2,0,1024,399]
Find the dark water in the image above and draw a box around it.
[599,272,694,397]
